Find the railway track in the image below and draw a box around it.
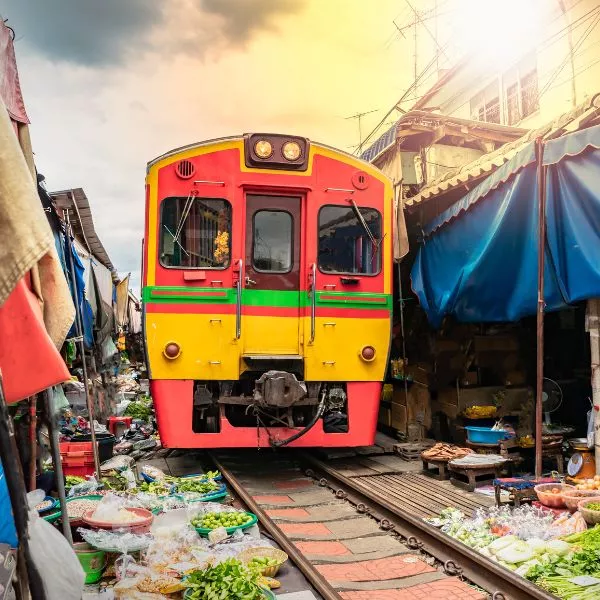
[209,450,558,600]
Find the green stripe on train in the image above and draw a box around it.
[142,286,392,309]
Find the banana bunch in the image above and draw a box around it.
[464,405,497,419]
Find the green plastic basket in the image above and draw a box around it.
[193,512,258,536]
[179,490,228,504]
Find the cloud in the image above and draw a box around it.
[2,0,163,66]
[201,0,302,42]
[3,0,305,68]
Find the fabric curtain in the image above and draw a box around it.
[411,127,600,327]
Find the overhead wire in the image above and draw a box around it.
[421,4,600,121]
[363,0,600,155]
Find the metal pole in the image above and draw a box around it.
[28,396,37,491]
[0,373,46,600]
[63,210,101,477]
[535,137,546,478]
[43,389,72,543]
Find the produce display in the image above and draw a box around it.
[65,475,86,489]
[249,556,279,569]
[185,559,265,600]
[35,499,54,512]
[67,498,103,519]
[123,399,152,421]
[421,443,474,461]
[430,504,600,599]
[464,405,497,419]
[575,476,600,491]
[137,481,173,496]
[176,479,220,495]
[191,511,254,531]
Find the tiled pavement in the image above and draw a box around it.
[216,453,487,599]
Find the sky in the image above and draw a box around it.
[2,0,451,293]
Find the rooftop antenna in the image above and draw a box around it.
[346,109,378,155]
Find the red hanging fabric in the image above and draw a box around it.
[0,274,70,403]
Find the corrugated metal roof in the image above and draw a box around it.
[360,110,526,165]
[406,96,600,208]
[50,187,116,273]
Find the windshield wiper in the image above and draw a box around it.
[347,198,382,253]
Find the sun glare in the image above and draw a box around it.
[451,0,546,68]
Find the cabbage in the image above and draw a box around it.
[526,538,547,554]
[545,539,570,556]
[496,541,535,564]
[488,535,519,554]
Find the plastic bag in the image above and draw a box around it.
[93,493,127,521]
[77,527,153,553]
[28,510,85,600]
[68,477,101,497]
[27,489,46,510]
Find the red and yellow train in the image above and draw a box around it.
[142,133,393,448]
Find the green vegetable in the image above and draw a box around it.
[65,476,86,488]
[175,479,219,494]
[123,400,152,421]
[586,503,600,512]
[102,474,128,491]
[191,511,253,530]
[526,550,600,582]
[564,525,600,549]
[538,575,600,599]
[249,557,279,568]
[185,559,264,600]
[137,481,172,496]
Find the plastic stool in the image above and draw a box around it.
[108,416,132,437]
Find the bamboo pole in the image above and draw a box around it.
[63,209,101,478]
[535,137,546,479]
[588,299,600,473]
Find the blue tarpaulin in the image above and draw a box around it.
[65,240,94,348]
[411,124,600,327]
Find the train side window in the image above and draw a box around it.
[252,210,293,273]
[159,197,231,269]
[318,205,381,275]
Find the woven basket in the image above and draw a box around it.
[563,489,599,513]
[238,547,288,577]
[578,497,600,525]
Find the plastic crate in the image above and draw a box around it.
[60,442,95,476]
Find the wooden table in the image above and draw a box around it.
[421,457,450,480]
[449,461,505,492]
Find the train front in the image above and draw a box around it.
[143,134,393,448]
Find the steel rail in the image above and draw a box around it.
[301,453,558,600]
[209,453,340,600]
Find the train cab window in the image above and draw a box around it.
[160,197,232,268]
[318,205,382,275]
[252,210,293,272]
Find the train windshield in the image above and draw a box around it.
[252,210,293,272]
[317,205,382,275]
[160,196,232,268]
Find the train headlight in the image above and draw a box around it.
[359,345,376,362]
[282,141,301,161]
[163,341,181,360]
[254,139,273,159]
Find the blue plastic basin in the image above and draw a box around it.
[465,426,507,444]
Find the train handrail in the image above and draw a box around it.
[235,258,242,339]
[309,263,316,344]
